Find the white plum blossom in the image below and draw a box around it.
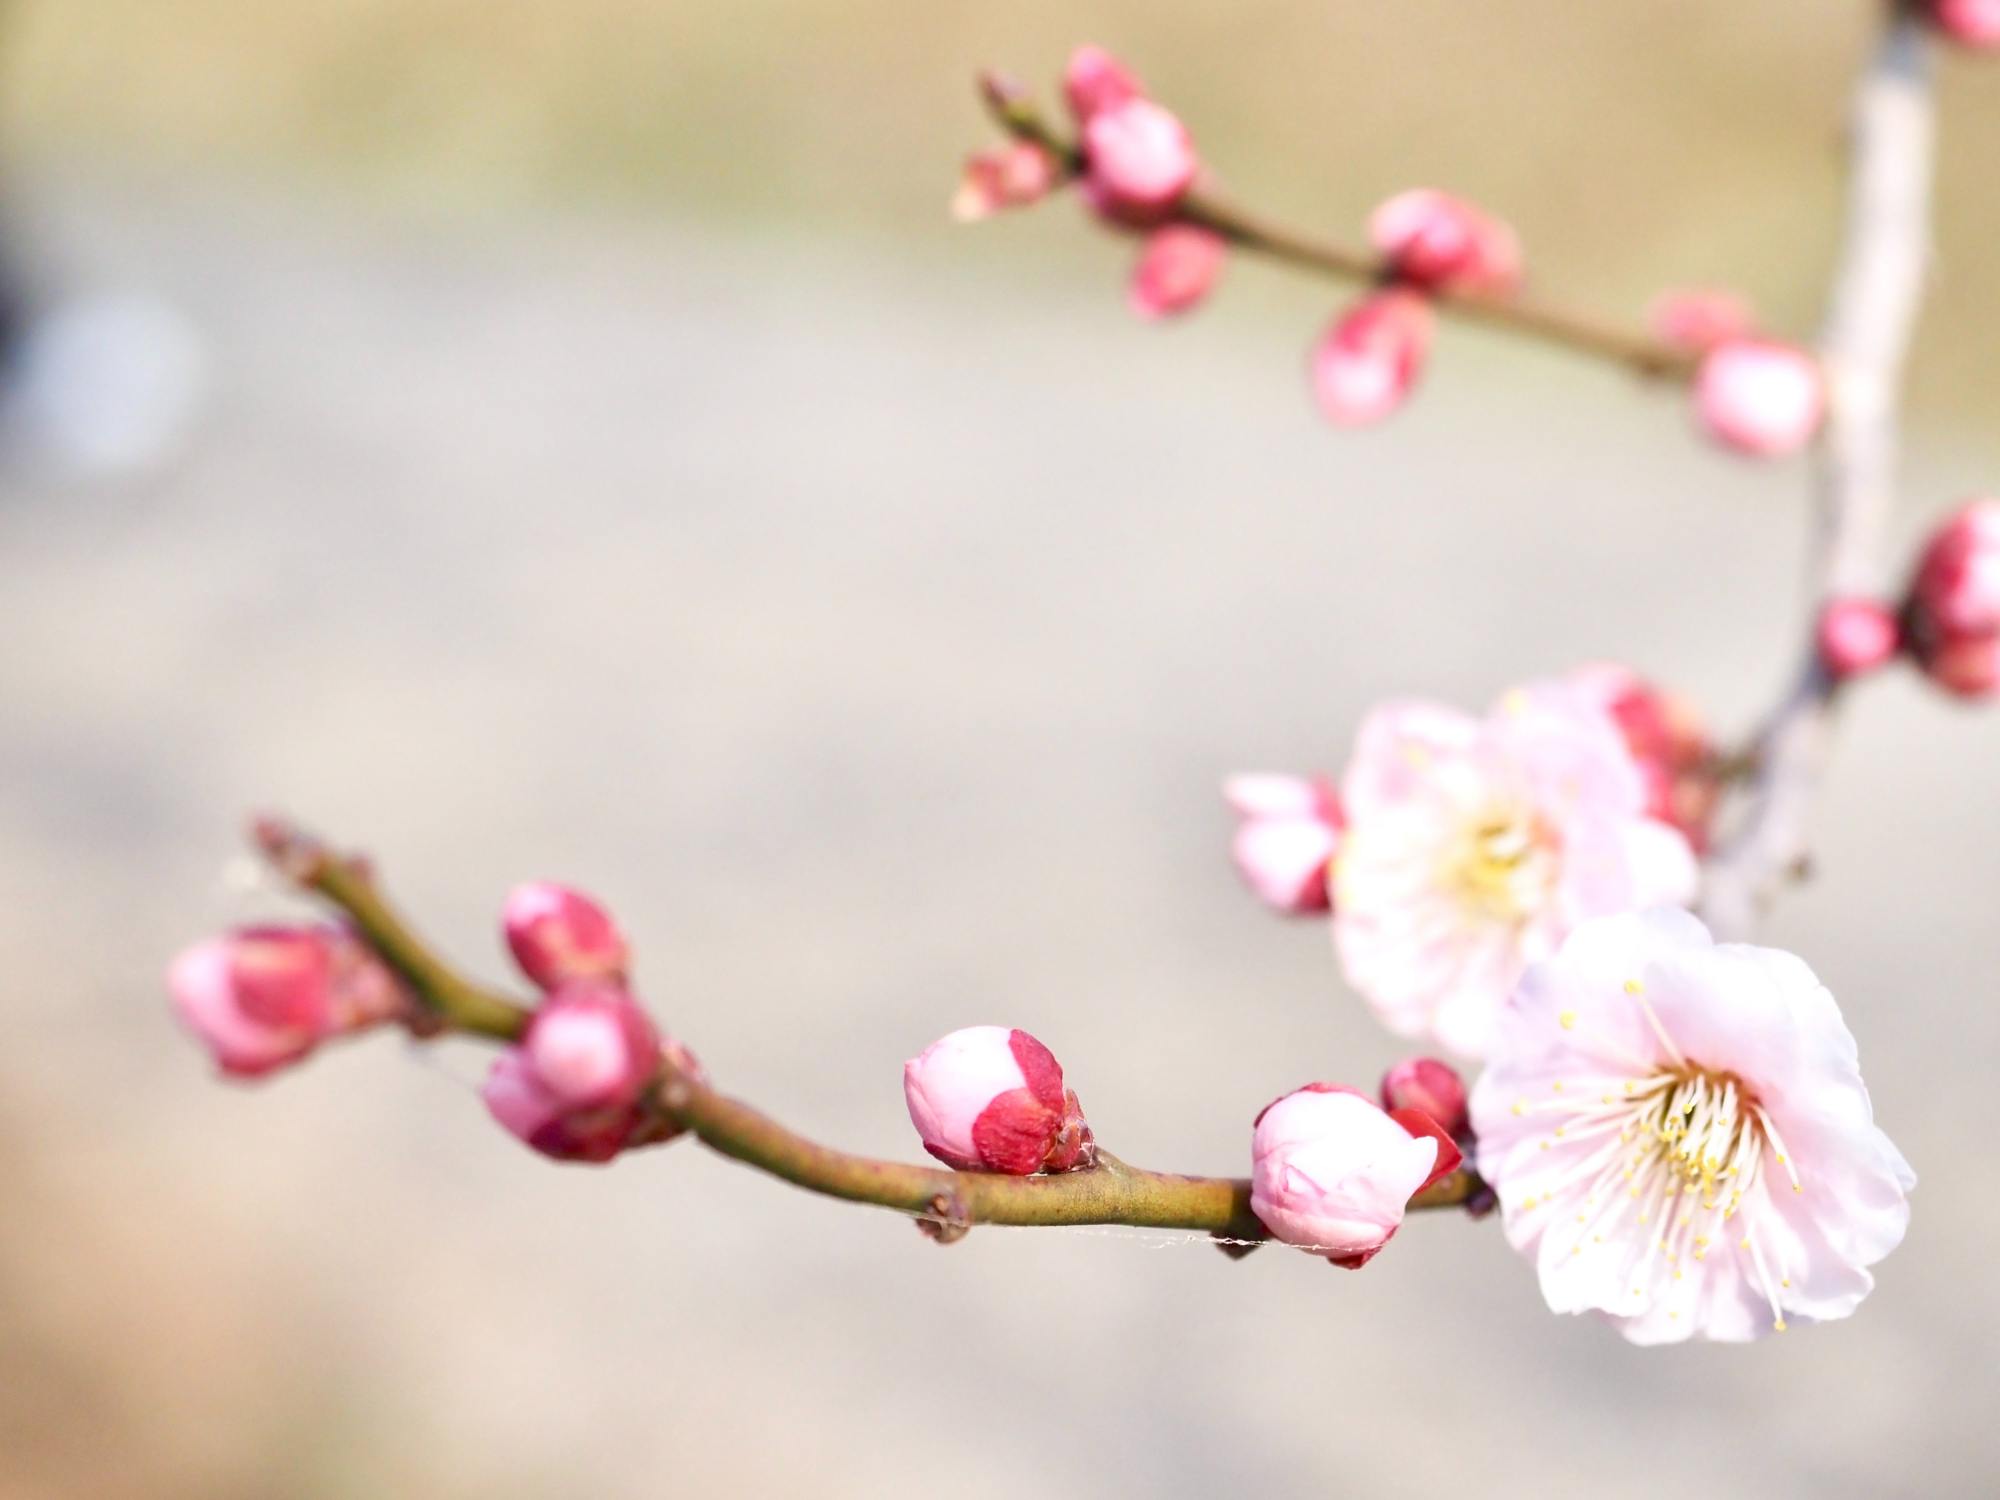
[1332,681,1699,1057]
[1470,909,1915,1344]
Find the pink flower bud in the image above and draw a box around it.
[1309,288,1434,427]
[903,1026,1092,1175]
[1222,773,1342,915]
[482,983,688,1164]
[168,926,333,1078]
[1693,339,1824,457]
[1650,288,1755,352]
[1567,663,1716,850]
[1907,498,2000,698]
[1816,597,1902,681]
[1378,1057,1469,1140]
[952,143,1059,223]
[1367,189,1522,295]
[1063,45,1143,122]
[1934,0,2000,47]
[1082,98,1197,215]
[503,882,629,991]
[1129,224,1227,320]
[1250,1083,1461,1267]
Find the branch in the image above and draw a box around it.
[254,817,1482,1243]
[1703,8,1936,936]
[980,82,1698,379]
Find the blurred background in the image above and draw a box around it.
[2,3,1996,1496]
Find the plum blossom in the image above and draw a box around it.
[1470,909,1915,1343]
[904,1026,1092,1174]
[1332,681,1698,1056]
[1250,1083,1461,1267]
[1223,773,1342,915]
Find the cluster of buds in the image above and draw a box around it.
[1652,290,1824,459]
[1311,191,1521,427]
[1932,0,2000,48]
[482,883,698,1163]
[903,1026,1092,1174]
[168,923,408,1078]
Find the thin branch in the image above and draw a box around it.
[254,817,1482,1242]
[1703,8,1935,937]
[979,80,1698,379]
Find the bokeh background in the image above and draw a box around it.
[3,3,1997,1496]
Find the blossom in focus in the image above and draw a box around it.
[1566,662,1716,850]
[1368,189,1522,295]
[904,1025,1092,1174]
[1815,598,1902,682]
[1933,0,2000,47]
[1904,498,2000,698]
[1129,224,1227,319]
[1250,1083,1461,1267]
[1081,97,1198,216]
[1693,339,1824,457]
[1309,288,1434,426]
[481,981,684,1164]
[1332,682,1699,1057]
[1223,773,1342,915]
[952,143,1059,222]
[168,924,406,1078]
[1379,1057,1469,1140]
[1649,288,1754,353]
[1469,909,1914,1343]
[503,881,630,991]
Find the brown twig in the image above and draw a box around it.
[1703,8,1935,936]
[977,77,1699,379]
[253,816,1482,1242]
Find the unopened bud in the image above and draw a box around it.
[1906,498,2000,699]
[503,882,629,991]
[1063,45,1143,122]
[1368,189,1521,295]
[1815,597,1902,682]
[1309,288,1433,427]
[1081,98,1197,215]
[1250,1083,1461,1268]
[1129,224,1227,319]
[168,926,333,1078]
[952,142,1058,223]
[1222,774,1341,915]
[1693,339,1824,458]
[1650,288,1754,352]
[1933,0,2000,48]
[903,1026,1092,1174]
[1378,1057,1469,1139]
[1567,662,1716,849]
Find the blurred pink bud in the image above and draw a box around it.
[1309,288,1434,427]
[1368,189,1522,295]
[1129,224,1227,319]
[1064,44,1144,122]
[1379,1057,1469,1140]
[522,981,660,1111]
[1250,1083,1461,1267]
[168,926,334,1078]
[503,882,629,991]
[1907,498,2000,698]
[1650,288,1755,352]
[903,1025,1092,1175]
[952,143,1059,223]
[482,984,688,1164]
[1082,98,1197,214]
[1567,663,1715,850]
[1222,773,1342,915]
[1816,598,1902,681]
[1934,0,2000,47]
[1693,339,1824,457]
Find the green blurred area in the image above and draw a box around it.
[4,2,1996,428]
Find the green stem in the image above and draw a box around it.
[253,816,1484,1243]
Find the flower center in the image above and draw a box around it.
[1446,807,1556,920]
